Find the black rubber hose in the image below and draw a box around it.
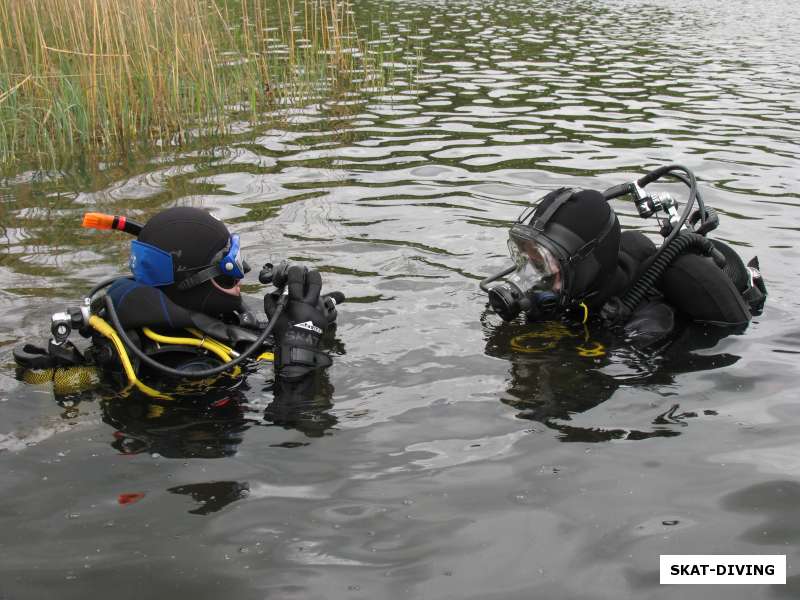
[668,170,706,226]
[480,264,516,293]
[88,275,127,300]
[637,165,676,187]
[602,182,633,200]
[104,293,287,378]
[650,165,696,248]
[605,231,718,323]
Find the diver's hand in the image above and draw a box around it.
[319,291,344,327]
[264,266,332,381]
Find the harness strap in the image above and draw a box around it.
[177,264,223,290]
[531,188,574,232]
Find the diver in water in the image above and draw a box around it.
[479,164,767,437]
[13,207,343,435]
[480,164,767,345]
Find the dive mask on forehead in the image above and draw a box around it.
[130,233,251,289]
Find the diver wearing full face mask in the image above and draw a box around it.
[486,187,620,323]
[481,165,767,344]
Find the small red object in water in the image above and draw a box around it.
[118,493,145,505]
[211,398,230,408]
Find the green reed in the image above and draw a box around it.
[0,0,379,168]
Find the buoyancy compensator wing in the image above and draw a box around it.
[659,239,765,327]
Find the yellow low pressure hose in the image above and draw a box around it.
[185,327,274,363]
[186,328,236,356]
[89,315,139,384]
[142,327,233,363]
[88,315,168,399]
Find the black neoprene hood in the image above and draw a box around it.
[138,207,230,271]
[519,188,620,303]
[137,207,243,316]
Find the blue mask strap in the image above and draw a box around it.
[130,240,175,287]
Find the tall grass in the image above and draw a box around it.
[0,0,374,167]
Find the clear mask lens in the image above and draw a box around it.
[507,237,560,293]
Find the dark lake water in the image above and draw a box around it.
[2,0,800,598]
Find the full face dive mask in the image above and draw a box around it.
[483,188,618,322]
[487,230,562,321]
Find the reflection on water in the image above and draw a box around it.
[1,0,800,598]
[168,481,251,515]
[93,369,338,458]
[483,316,741,441]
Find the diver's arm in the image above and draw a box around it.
[622,299,676,348]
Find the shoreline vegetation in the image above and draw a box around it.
[0,0,388,169]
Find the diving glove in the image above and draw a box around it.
[264,265,335,381]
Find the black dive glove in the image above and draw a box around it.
[264,265,336,381]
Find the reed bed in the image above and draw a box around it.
[0,0,374,167]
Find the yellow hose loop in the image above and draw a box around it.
[88,316,169,400]
[89,315,138,384]
[187,327,272,362]
[197,336,237,360]
[141,327,232,363]
[509,322,573,353]
[575,341,607,358]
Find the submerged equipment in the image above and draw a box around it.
[481,164,766,326]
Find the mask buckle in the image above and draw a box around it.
[175,234,249,291]
[568,240,597,264]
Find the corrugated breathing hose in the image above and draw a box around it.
[602,231,724,324]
